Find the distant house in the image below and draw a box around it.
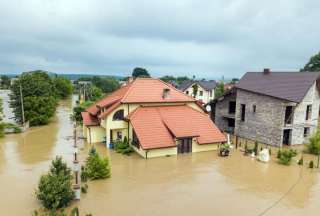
[81,78,226,158]
[211,69,320,147]
[178,80,217,104]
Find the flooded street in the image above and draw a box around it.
[1,97,320,216]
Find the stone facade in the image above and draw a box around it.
[214,82,320,147]
[212,91,236,133]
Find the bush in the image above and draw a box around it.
[114,137,134,155]
[307,130,320,155]
[277,149,298,165]
[81,184,88,193]
[3,123,22,133]
[36,157,74,210]
[84,147,111,180]
[298,157,304,165]
[309,161,314,168]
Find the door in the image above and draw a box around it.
[178,138,192,154]
[283,129,291,145]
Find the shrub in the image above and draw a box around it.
[298,157,304,165]
[114,137,134,155]
[309,161,314,168]
[277,149,298,165]
[81,184,88,193]
[84,147,111,180]
[269,148,272,155]
[277,149,281,159]
[36,157,74,210]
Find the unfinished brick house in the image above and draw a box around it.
[211,69,320,147]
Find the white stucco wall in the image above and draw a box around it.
[291,82,320,144]
[184,84,214,104]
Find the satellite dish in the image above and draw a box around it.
[206,105,211,112]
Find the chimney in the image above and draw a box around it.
[263,68,271,74]
[162,88,170,99]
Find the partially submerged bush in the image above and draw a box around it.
[83,147,111,180]
[306,130,320,155]
[298,157,304,165]
[309,161,314,168]
[114,136,134,155]
[277,149,298,165]
[36,157,74,210]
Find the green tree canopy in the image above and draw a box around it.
[215,82,225,98]
[91,76,120,93]
[36,157,74,210]
[0,75,10,89]
[132,67,150,78]
[301,51,320,72]
[10,71,58,126]
[53,77,73,99]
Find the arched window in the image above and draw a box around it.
[113,109,124,121]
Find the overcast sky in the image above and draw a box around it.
[0,0,320,79]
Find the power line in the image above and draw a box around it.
[257,165,303,216]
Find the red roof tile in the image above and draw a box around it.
[121,78,195,103]
[81,112,99,126]
[128,105,226,150]
[85,78,198,119]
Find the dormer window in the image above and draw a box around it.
[113,109,124,121]
[163,88,170,99]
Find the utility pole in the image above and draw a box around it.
[73,123,81,200]
[19,82,25,127]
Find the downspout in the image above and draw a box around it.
[145,150,149,159]
[88,127,92,144]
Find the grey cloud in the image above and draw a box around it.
[0,0,320,78]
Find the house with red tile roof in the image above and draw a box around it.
[81,78,226,158]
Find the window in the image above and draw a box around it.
[284,106,293,125]
[199,91,203,96]
[240,104,246,121]
[306,105,312,120]
[253,105,256,113]
[229,101,236,114]
[186,91,189,95]
[113,109,124,121]
[116,131,122,140]
[304,127,310,137]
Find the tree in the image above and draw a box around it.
[160,75,176,83]
[215,82,225,98]
[132,67,150,78]
[53,77,73,99]
[0,75,10,89]
[10,71,57,125]
[307,130,320,168]
[176,76,190,85]
[87,85,103,101]
[301,51,320,72]
[192,84,198,98]
[23,96,57,126]
[91,76,120,93]
[72,101,93,122]
[83,147,111,180]
[36,157,74,210]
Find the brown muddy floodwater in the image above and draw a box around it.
[1,97,320,216]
